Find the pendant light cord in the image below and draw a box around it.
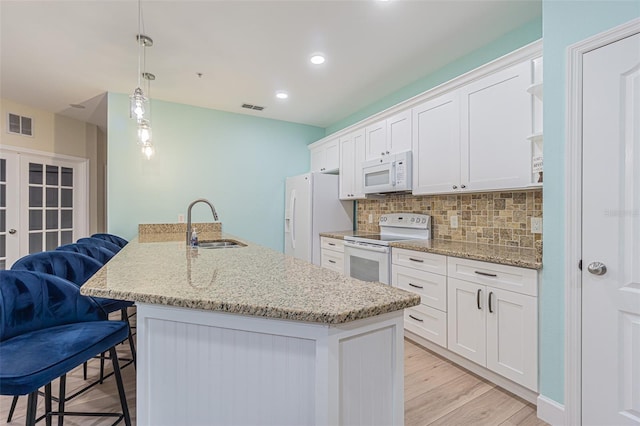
[136,0,142,88]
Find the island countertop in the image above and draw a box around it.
[80,233,420,324]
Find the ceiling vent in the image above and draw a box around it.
[7,113,33,137]
[241,103,265,111]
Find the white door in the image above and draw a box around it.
[365,120,387,160]
[0,151,19,269]
[284,174,312,262]
[582,32,640,425]
[0,148,89,269]
[339,135,355,199]
[386,110,411,155]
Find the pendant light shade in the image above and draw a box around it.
[130,87,148,121]
[137,119,152,145]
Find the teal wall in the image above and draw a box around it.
[325,17,542,135]
[107,93,324,250]
[541,1,639,404]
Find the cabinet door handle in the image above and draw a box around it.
[328,243,336,246]
[477,289,482,310]
[386,151,390,154]
[409,257,424,263]
[408,314,424,322]
[453,185,458,189]
[461,184,466,189]
[409,283,424,289]
[488,291,494,313]
[474,271,497,278]
[328,260,336,264]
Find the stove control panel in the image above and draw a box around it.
[379,213,431,229]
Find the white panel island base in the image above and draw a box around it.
[136,303,405,426]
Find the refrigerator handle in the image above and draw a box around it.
[290,190,296,249]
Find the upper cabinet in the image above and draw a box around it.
[365,110,411,160]
[310,138,339,173]
[413,58,537,195]
[339,129,366,200]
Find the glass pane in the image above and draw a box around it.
[46,188,58,207]
[349,256,380,283]
[0,235,5,257]
[29,186,42,207]
[29,232,42,254]
[29,163,43,184]
[61,230,73,245]
[61,167,73,187]
[61,210,73,229]
[0,185,5,208]
[46,165,59,186]
[0,210,5,232]
[29,209,42,231]
[46,210,58,229]
[46,231,58,251]
[0,260,5,271]
[0,159,5,182]
[61,189,72,207]
[365,170,390,187]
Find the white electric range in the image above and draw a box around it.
[343,213,431,284]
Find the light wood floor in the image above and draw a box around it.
[1,321,547,425]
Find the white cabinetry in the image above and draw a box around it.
[391,249,447,347]
[320,237,345,273]
[412,59,536,195]
[446,257,538,391]
[365,110,411,160]
[339,129,366,200]
[459,60,532,192]
[310,138,339,173]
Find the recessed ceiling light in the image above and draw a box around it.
[310,54,325,65]
[276,92,289,100]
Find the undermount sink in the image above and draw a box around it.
[197,239,246,249]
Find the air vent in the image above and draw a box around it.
[7,113,33,136]
[241,103,265,111]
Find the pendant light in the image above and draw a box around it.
[129,0,152,121]
[138,71,155,159]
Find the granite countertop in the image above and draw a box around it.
[320,230,541,270]
[319,230,375,239]
[390,239,541,270]
[81,230,420,324]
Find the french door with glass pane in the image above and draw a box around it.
[0,147,88,269]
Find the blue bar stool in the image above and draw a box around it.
[0,270,131,426]
[56,242,116,264]
[91,233,128,249]
[76,237,122,254]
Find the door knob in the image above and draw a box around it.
[9,229,16,234]
[587,261,607,276]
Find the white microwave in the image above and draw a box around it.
[362,151,412,194]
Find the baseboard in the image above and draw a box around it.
[537,394,565,425]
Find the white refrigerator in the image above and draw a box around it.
[284,173,353,265]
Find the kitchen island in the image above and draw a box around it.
[81,225,420,426]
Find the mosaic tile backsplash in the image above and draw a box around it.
[357,190,542,248]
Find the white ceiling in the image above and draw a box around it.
[0,0,541,130]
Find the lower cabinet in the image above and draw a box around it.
[320,237,344,273]
[392,249,539,392]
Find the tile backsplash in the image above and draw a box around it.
[357,190,542,248]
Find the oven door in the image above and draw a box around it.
[343,241,391,284]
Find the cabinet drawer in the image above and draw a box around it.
[321,237,344,253]
[404,304,447,348]
[447,257,537,296]
[392,265,446,311]
[392,248,447,275]
[321,249,344,273]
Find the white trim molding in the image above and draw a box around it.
[537,395,566,426]
[564,17,640,426]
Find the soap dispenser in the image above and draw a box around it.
[190,227,199,247]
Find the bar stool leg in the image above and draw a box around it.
[25,391,38,426]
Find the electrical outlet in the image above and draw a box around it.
[178,214,185,223]
[368,214,373,224]
[531,217,542,234]
[450,215,459,229]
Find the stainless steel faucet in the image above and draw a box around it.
[186,198,219,245]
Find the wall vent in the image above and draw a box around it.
[241,103,265,111]
[7,113,33,136]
